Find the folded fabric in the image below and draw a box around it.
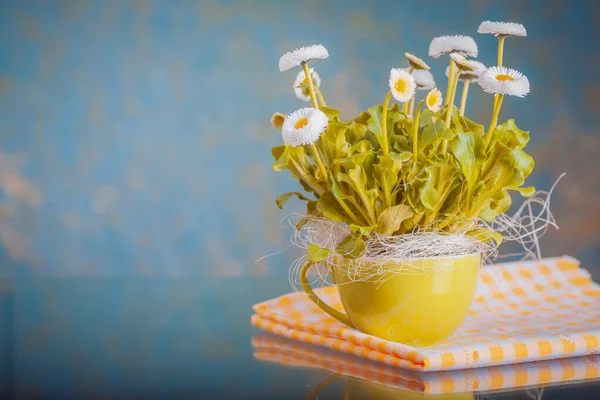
[251,256,600,371]
[252,335,600,395]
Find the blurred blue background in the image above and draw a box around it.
[2,1,600,398]
[1,0,600,278]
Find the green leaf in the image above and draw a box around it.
[377,204,414,235]
[354,111,370,125]
[495,119,530,148]
[319,106,340,120]
[307,243,332,262]
[419,170,439,211]
[325,123,349,158]
[306,200,317,215]
[451,133,485,193]
[390,151,413,163]
[442,128,456,140]
[391,136,410,153]
[349,224,373,237]
[336,234,366,259]
[295,217,309,231]
[272,145,285,161]
[329,172,349,199]
[419,118,446,155]
[333,140,375,175]
[298,179,317,195]
[389,104,405,124]
[507,147,535,178]
[316,192,348,223]
[367,104,394,151]
[271,145,287,172]
[339,165,377,219]
[367,104,383,137]
[349,140,373,157]
[418,109,435,127]
[373,155,401,211]
[345,120,369,143]
[466,228,503,246]
[328,171,366,221]
[275,192,311,209]
[459,115,485,135]
[516,186,536,197]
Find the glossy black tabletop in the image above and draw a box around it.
[1,277,599,399]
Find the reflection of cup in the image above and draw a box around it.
[341,377,474,400]
[300,253,480,346]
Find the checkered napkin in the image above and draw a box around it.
[251,256,600,371]
[252,335,600,394]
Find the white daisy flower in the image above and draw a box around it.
[425,88,443,112]
[450,53,479,71]
[405,52,430,70]
[478,21,527,37]
[477,66,530,98]
[429,35,478,58]
[413,69,436,90]
[281,108,329,147]
[445,61,486,81]
[389,68,416,102]
[279,44,329,72]
[271,112,286,131]
[293,68,322,102]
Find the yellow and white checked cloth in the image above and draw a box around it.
[252,335,600,394]
[251,256,600,371]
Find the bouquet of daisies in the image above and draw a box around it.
[271,21,536,262]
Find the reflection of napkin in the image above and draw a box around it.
[252,335,600,395]
[251,256,600,371]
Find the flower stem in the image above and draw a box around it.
[403,68,414,115]
[441,71,461,154]
[497,35,505,66]
[408,97,415,118]
[380,91,392,156]
[459,80,470,116]
[485,94,504,147]
[315,86,327,107]
[311,143,328,181]
[289,157,324,196]
[444,58,456,105]
[381,177,391,209]
[412,100,425,160]
[311,143,361,225]
[492,36,506,114]
[302,62,319,109]
[337,197,362,225]
[357,187,376,225]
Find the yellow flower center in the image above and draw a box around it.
[427,93,437,107]
[301,86,310,96]
[495,74,514,82]
[295,117,309,130]
[395,79,407,94]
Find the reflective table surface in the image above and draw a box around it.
[1,277,599,399]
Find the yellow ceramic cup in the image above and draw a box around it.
[300,253,480,347]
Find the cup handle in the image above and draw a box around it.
[299,261,355,328]
[305,374,341,400]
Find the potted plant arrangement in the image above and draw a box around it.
[271,21,534,346]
